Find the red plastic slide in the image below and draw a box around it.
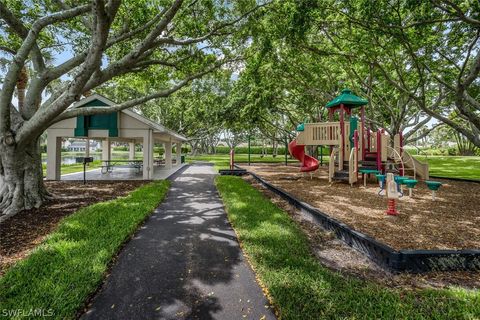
[288,140,319,172]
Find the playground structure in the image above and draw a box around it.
[289,89,430,186]
[243,163,480,272]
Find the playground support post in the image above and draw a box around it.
[354,130,359,180]
[399,131,404,176]
[376,129,382,172]
[361,105,366,160]
[340,104,345,167]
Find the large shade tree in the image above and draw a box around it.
[232,0,479,147]
[0,0,265,219]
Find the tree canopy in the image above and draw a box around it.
[130,0,479,149]
[0,0,265,217]
[0,0,479,217]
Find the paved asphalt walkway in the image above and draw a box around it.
[82,163,276,320]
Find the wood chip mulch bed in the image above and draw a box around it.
[0,181,147,275]
[243,175,480,289]
[242,164,480,251]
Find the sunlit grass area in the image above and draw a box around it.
[41,152,479,180]
[187,153,298,170]
[414,156,480,180]
[42,160,102,176]
[0,181,169,319]
[216,176,480,320]
[189,153,479,180]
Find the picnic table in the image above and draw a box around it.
[154,158,165,165]
[101,160,143,174]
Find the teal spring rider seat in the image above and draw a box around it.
[403,179,418,197]
[425,181,442,201]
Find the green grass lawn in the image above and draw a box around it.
[413,156,480,180]
[42,160,102,176]
[41,152,479,180]
[216,176,480,319]
[189,153,479,180]
[41,153,294,176]
[187,154,299,170]
[0,181,169,320]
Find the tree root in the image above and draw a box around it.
[0,184,22,222]
[0,181,50,221]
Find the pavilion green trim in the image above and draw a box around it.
[74,98,118,137]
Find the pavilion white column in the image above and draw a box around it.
[176,142,182,166]
[142,130,154,179]
[102,139,111,161]
[164,140,172,169]
[46,134,62,180]
[129,142,135,160]
[85,139,90,157]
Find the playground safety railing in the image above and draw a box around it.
[369,130,390,162]
[298,122,341,146]
[381,132,390,162]
[348,148,356,186]
[386,146,406,178]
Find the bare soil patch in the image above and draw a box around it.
[243,175,480,289]
[240,163,480,251]
[0,181,146,275]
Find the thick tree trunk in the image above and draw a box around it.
[189,141,198,156]
[0,137,50,221]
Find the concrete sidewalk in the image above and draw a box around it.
[61,164,186,181]
[81,163,276,320]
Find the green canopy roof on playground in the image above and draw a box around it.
[325,88,368,109]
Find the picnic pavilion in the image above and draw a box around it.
[46,94,187,181]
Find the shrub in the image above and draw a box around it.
[211,145,330,156]
[447,147,458,156]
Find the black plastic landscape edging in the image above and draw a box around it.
[219,169,248,176]
[229,166,480,273]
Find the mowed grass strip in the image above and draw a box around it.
[0,181,169,320]
[216,176,480,320]
[413,156,480,181]
[188,154,298,171]
[42,160,103,176]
